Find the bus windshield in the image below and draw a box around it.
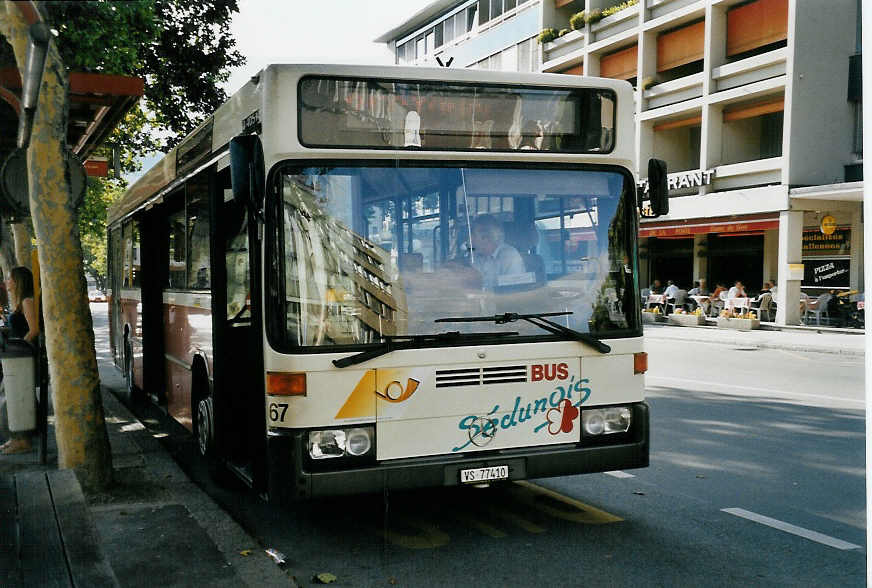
[271,163,638,349]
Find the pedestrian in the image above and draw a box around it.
[727,280,747,299]
[0,266,38,455]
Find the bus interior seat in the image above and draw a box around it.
[504,221,545,284]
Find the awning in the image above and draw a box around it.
[639,214,780,238]
[0,67,144,163]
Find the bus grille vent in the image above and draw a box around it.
[435,365,528,388]
[482,365,527,385]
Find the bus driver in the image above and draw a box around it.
[469,215,525,289]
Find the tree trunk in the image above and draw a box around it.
[0,2,112,492]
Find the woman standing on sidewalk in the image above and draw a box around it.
[1,266,39,455]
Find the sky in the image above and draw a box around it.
[225,0,432,94]
[128,0,433,181]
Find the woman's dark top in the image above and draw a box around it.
[9,307,28,339]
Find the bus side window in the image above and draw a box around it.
[225,199,250,321]
[168,208,187,289]
[186,179,211,290]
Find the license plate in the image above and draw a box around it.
[459,465,509,484]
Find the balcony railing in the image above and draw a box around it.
[542,29,585,66]
[713,157,783,190]
[643,72,704,109]
[590,3,640,43]
[646,0,703,20]
[711,47,787,92]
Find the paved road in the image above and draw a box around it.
[92,304,865,586]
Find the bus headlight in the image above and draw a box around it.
[346,427,373,456]
[582,407,631,436]
[308,430,346,459]
[308,427,374,459]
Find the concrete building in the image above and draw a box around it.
[377,0,863,325]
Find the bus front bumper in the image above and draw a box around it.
[267,402,649,503]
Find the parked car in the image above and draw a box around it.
[88,288,106,302]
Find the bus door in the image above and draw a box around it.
[211,166,266,486]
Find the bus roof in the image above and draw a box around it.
[108,64,634,227]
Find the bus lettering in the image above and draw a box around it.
[530,363,569,382]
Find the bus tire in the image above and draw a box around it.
[124,338,141,404]
[193,372,228,484]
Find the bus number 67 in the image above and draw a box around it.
[269,402,289,423]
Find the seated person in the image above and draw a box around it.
[470,214,525,289]
[649,279,664,294]
[727,280,747,299]
[687,281,701,296]
[664,280,679,299]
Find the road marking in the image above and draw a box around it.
[604,470,635,479]
[647,375,864,409]
[514,481,623,524]
[721,508,861,550]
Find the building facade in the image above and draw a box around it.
[377,0,863,324]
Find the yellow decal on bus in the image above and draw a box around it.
[335,369,421,419]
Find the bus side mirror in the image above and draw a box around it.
[647,158,668,217]
[229,134,265,210]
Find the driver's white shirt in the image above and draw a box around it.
[473,243,525,289]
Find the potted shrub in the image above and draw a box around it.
[585,8,603,25]
[538,28,557,44]
[569,11,586,31]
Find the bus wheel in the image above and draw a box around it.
[196,395,228,484]
[124,339,138,403]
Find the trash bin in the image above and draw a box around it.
[1,339,35,433]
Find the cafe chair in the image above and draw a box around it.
[666,290,688,314]
[750,293,774,321]
[804,292,831,325]
[709,291,727,317]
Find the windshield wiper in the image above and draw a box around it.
[332,331,519,368]
[435,312,611,354]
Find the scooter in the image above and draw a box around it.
[828,290,864,329]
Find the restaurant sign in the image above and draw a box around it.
[803,258,850,289]
[639,169,715,195]
[802,227,850,256]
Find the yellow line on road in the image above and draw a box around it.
[514,480,623,524]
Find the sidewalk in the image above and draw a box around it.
[1,358,292,586]
[643,320,865,357]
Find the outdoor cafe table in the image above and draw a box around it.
[646,294,667,310]
[725,297,751,312]
[689,295,710,311]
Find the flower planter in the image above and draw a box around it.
[668,313,707,327]
[590,3,639,40]
[641,312,666,324]
[716,317,760,331]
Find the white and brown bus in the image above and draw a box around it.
[107,64,668,503]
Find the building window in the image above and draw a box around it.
[853,103,863,156]
[726,0,788,60]
[518,37,532,72]
[434,22,444,48]
[416,36,425,59]
[721,97,784,164]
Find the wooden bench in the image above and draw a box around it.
[3,470,118,587]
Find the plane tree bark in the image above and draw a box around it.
[0,1,111,491]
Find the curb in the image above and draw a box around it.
[97,363,292,587]
[643,325,865,358]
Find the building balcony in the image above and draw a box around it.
[542,29,585,68]
[646,0,704,20]
[643,72,704,110]
[712,157,783,191]
[590,3,640,43]
[711,47,787,92]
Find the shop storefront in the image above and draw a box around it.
[639,214,778,292]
